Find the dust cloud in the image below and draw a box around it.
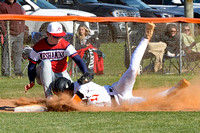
[14,78,200,112]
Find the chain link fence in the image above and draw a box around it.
[0,16,200,76]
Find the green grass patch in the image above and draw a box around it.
[1,111,200,132]
[99,42,127,76]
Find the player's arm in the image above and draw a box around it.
[66,44,88,73]
[25,61,36,93]
[71,54,88,73]
[28,61,37,83]
[77,72,94,85]
[72,54,94,84]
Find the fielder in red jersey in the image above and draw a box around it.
[25,22,88,98]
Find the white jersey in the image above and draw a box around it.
[73,38,149,107]
[74,82,113,107]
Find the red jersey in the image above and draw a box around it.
[29,38,78,73]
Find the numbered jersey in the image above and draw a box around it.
[75,82,112,107]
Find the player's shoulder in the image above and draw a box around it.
[85,81,100,86]
[60,38,70,45]
[57,38,72,49]
[78,82,102,95]
[33,38,46,51]
[79,81,102,90]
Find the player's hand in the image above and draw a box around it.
[77,72,94,85]
[25,82,35,93]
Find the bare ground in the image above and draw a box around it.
[0,99,16,112]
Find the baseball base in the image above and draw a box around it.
[14,104,47,112]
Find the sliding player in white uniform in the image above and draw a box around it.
[51,23,190,107]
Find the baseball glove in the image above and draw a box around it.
[77,72,94,85]
[22,46,32,60]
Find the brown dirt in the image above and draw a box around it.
[1,78,200,112]
[0,99,16,112]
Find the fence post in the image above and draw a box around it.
[179,23,182,75]
[125,22,131,64]
[7,21,12,77]
[185,0,193,18]
[72,21,76,77]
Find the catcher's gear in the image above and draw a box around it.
[77,72,94,85]
[144,22,155,40]
[51,77,74,95]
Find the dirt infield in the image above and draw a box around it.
[0,88,162,112]
[0,99,16,112]
[1,81,200,113]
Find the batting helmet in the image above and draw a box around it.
[51,77,74,95]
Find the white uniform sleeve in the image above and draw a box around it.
[29,49,40,62]
[65,44,77,57]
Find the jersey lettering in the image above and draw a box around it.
[40,51,64,60]
[90,94,99,101]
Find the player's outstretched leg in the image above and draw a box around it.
[112,23,156,103]
[144,22,155,40]
[173,78,191,89]
[157,78,190,97]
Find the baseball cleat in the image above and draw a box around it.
[144,22,155,40]
[174,78,190,89]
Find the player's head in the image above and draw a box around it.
[51,77,74,96]
[47,22,66,44]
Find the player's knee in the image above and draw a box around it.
[40,60,52,73]
[128,66,137,75]
[41,59,51,68]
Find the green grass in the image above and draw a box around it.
[99,42,127,75]
[1,112,200,132]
